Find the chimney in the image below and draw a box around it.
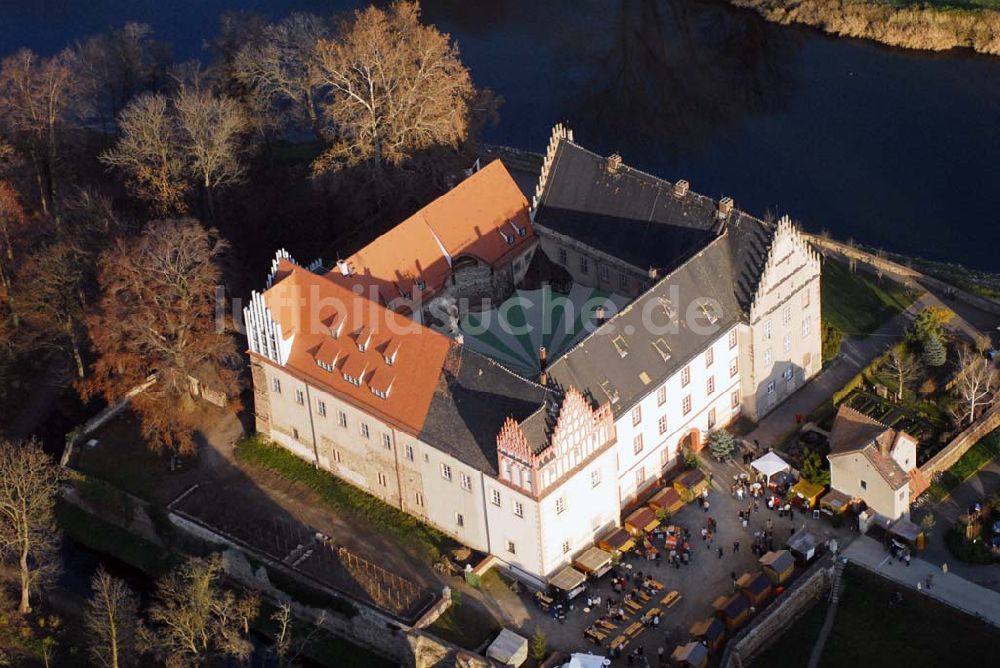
[595,305,606,325]
[718,197,734,219]
[674,179,689,198]
[336,258,352,276]
[648,267,658,280]
[606,153,623,174]
[539,371,548,386]
[878,435,891,458]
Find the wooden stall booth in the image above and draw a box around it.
[573,546,613,579]
[789,479,825,510]
[624,506,660,537]
[689,617,726,653]
[549,565,587,601]
[648,486,685,517]
[819,488,852,517]
[598,528,635,556]
[737,571,773,607]
[671,641,709,668]
[674,469,708,503]
[758,550,795,585]
[712,593,750,631]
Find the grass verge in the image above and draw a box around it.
[235,435,450,563]
[426,592,500,651]
[821,259,916,338]
[928,429,1000,501]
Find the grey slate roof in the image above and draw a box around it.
[419,346,553,475]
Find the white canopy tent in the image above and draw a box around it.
[562,653,610,668]
[751,451,791,480]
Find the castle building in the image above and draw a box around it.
[245,126,822,584]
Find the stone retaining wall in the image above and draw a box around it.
[920,405,1000,478]
[722,558,834,668]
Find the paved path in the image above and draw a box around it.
[843,535,1000,626]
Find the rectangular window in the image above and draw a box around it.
[580,257,589,274]
[730,357,739,378]
[803,352,812,370]
[681,366,691,387]
[360,423,370,439]
[558,247,567,264]
[441,463,452,481]
[706,376,715,395]
[591,469,602,487]
[658,415,668,435]
[730,390,740,409]
[633,434,644,455]
[562,541,571,554]
[555,497,566,515]
[682,394,692,415]
[783,305,791,325]
[599,264,609,280]
[764,349,773,367]
[506,540,516,555]
[766,380,775,394]
[415,492,424,507]
[707,408,717,430]
[657,386,667,406]
[338,411,347,428]
[660,447,670,467]
[382,433,391,449]
[295,389,304,405]
[705,347,714,367]
[456,513,464,527]
[783,332,791,353]
[377,472,387,487]
[272,378,281,393]
[631,406,642,426]
[404,444,414,461]
[332,448,342,463]
[860,480,867,490]
[802,288,811,308]
[783,366,794,381]
[514,501,524,518]
[729,329,738,349]
[619,272,628,290]
[763,320,772,340]
[491,489,501,507]
[292,428,299,440]
[460,472,472,491]
[802,316,812,338]
[317,400,326,417]
[636,467,646,487]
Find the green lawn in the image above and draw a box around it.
[235,435,451,563]
[928,428,1000,501]
[426,592,500,651]
[753,565,1000,667]
[821,259,917,338]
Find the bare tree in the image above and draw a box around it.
[143,555,258,667]
[0,180,30,325]
[310,2,486,179]
[101,93,189,215]
[86,567,139,668]
[884,346,919,402]
[269,603,325,667]
[81,218,242,454]
[174,85,250,219]
[0,48,84,222]
[952,345,998,426]
[76,22,159,128]
[0,438,62,613]
[231,13,329,138]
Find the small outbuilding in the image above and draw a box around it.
[598,527,635,555]
[671,641,709,668]
[487,628,528,667]
[712,593,750,631]
[819,488,852,516]
[648,486,685,516]
[674,468,708,503]
[758,550,795,585]
[689,617,726,653]
[573,546,613,578]
[624,506,660,536]
[787,531,824,563]
[737,571,773,607]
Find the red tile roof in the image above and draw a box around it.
[259,260,454,433]
[327,160,533,306]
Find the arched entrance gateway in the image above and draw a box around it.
[676,428,703,456]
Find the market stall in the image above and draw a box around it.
[819,488,852,516]
[624,506,660,536]
[689,617,726,653]
[787,530,824,563]
[751,451,791,483]
[737,571,773,607]
[671,641,709,668]
[550,565,587,600]
[573,546,614,579]
[673,468,708,503]
[712,593,750,631]
[486,628,528,667]
[759,550,795,585]
[789,479,825,510]
[648,486,685,516]
[598,527,635,555]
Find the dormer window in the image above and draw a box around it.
[599,380,620,404]
[415,280,426,290]
[342,373,362,386]
[509,220,526,238]
[371,386,391,400]
[698,301,720,325]
[611,335,629,358]
[652,338,671,362]
[499,229,515,245]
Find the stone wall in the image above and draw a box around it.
[722,558,834,668]
[920,405,1000,478]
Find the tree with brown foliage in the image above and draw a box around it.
[310,2,490,179]
[0,48,84,222]
[85,567,139,668]
[82,218,242,454]
[952,345,998,426]
[100,93,189,215]
[0,438,62,614]
[231,12,329,139]
[0,180,29,322]
[142,555,258,667]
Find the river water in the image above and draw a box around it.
[3,0,1000,270]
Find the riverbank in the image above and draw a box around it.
[728,0,1000,55]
